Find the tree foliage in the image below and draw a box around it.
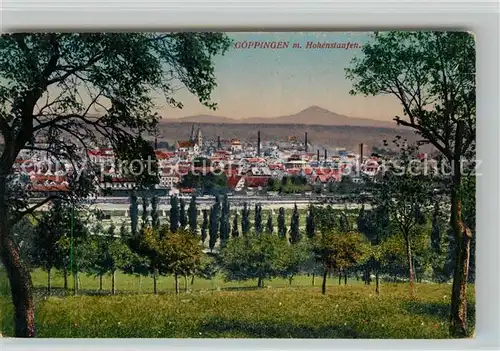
[346,31,475,336]
[179,198,187,230]
[241,203,251,235]
[277,207,286,239]
[201,209,209,244]
[220,235,289,287]
[254,203,263,234]
[0,32,231,336]
[208,196,221,251]
[289,204,301,244]
[188,195,197,234]
[169,196,180,233]
[231,212,240,238]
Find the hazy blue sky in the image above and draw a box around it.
[159,32,403,121]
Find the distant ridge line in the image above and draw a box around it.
[161,105,400,129]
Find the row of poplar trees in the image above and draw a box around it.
[129,193,310,251]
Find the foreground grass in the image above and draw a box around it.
[1,272,475,338]
[28,269,361,296]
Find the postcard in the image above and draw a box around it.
[0,31,475,339]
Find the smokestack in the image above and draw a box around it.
[317,149,320,162]
[324,149,327,161]
[359,143,364,172]
[217,136,221,149]
[304,132,308,153]
[257,131,261,156]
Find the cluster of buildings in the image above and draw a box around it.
[13,125,423,197]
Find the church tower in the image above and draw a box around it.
[195,126,203,148]
[189,124,195,142]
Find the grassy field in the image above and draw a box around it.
[1,269,475,338]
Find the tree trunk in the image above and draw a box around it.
[175,273,179,294]
[257,277,263,288]
[47,267,51,296]
[153,271,158,295]
[312,273,315,286]
[63,267,68,290]
[0,231,36,337]
[111,270,116,295]
[99,275,103,291]
[405,235,415,298]
[73,271,79,296]
[191,275,195,287]
[184,275,188,292]
[289,276,293,286]
[344,270,347,285]
[375,270,380,295]
[449,165,471,337]
[321,267,328,295]
[338,269,342,285]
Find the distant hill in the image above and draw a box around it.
[161,106,400,129]
[156,122,426,154]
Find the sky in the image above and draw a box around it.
[159,32,403,121]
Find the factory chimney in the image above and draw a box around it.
[359,143,364,174]
[304,132,308,153]
[317,149,320,162]
[324,149,327,161]
[257,131,261,156]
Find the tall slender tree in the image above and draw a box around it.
[339,211,350,233]
[278,207,286,239]
[219,194,230,247]
[179,198,187,230]
[266,213,274,234]
[201,209,209,244]
[209,197,221,251]
[141,197,149,228]
[231,213,240,238]
[306,204,316,239]
[254,204,263,234]
[289,204,301,244]
[150,196,160,230]
[242,203,250,235]
[188,195,198,234]
[130,192,139,236]
[169,196,180,233]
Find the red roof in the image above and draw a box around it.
[245,176,270,188]
[109,177,135,183]
[224,168,241,176]
[303,168,313,176]
[247,158,265,163]
[31,175,67,183]
[31,185,69,192]
[227,175,243,189]
[180,188,195,193]
[269,164,284,170]
[314,175,330,183]
[155,151,174,160]
[88,149,114,157]
[177,141,195,148]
